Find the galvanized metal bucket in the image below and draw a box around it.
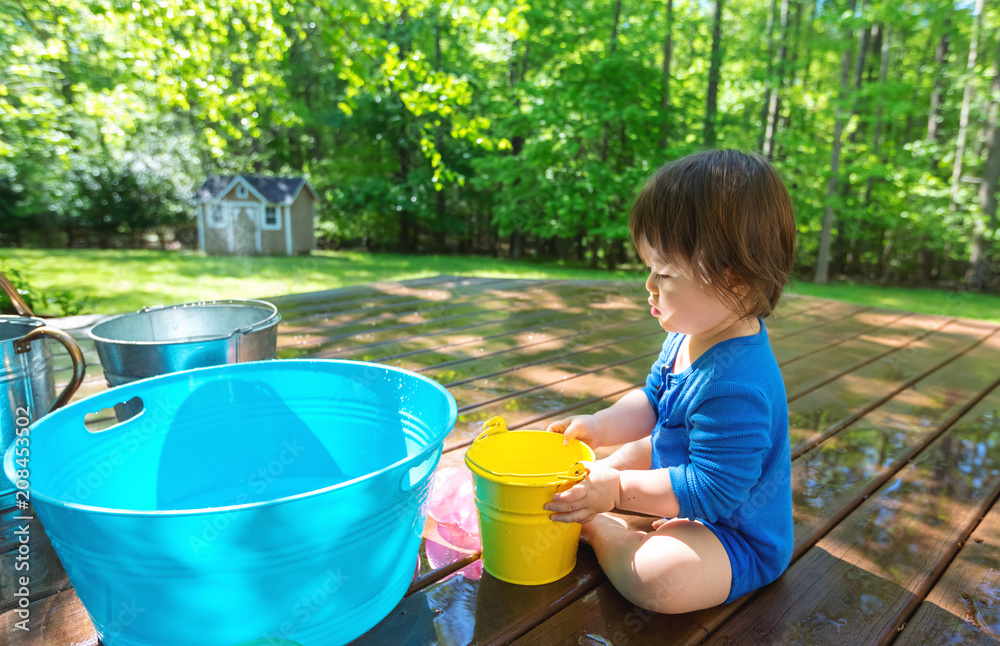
[0,273,86,498]
[89,299,281,387]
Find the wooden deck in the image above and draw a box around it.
[3,275,1000,645]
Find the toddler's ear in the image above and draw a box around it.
[722,270,749,296]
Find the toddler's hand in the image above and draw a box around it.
[546,414,606,448]
[544,462,620,525]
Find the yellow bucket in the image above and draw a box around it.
[464,417,595,585]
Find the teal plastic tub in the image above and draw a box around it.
[4,359,457,646]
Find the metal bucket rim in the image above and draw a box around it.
[13,359,458,518]
[465,429,594,486]
[88,298,279,346]
[0,315,46,343]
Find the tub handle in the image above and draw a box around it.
[401,450,439,492]
[16,326,87,414]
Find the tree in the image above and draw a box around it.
[967,34,1000,289]
[949,0,986,212]
[704,0,725,147]
[659,0,674,150]
[815,0,859,285]
[763,0,790,159]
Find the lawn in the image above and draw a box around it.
[2,249,644,315]
[3,248,999,323]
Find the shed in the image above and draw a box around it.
[193,175,319,256]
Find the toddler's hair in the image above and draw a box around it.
[629,149,796,319]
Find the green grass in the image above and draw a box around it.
[787,280,1000,324]
[3,248,999,323]
[2,248,645,315]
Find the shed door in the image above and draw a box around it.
[228,203,260,255]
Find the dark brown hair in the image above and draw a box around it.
[629,149,796,319]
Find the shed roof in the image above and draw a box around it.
[195,175,318,205]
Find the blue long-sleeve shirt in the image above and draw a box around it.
[642,320,793,591]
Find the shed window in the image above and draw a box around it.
[236,184,248,198]
[208,204,226,228]
[263,206,281,230]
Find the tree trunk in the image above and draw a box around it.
[878,229,894,281]
[510,230,523,260]
[846,17,872,146]
[831,225,847,278]
[599,0,623,163]
[967,35,1000,290]
[781,0,805,134]
[703,0,724,147]
[434,22,447,252]
[659,0,674,150]
[814,0,858,285]
[391,9,417,253]
[763,0,790,159]
[919,239,934,284]
[780,0,812,130]
[927,16,950,145]
[950,0,986,212]
[864,24,891,205]
[758,0,777,152]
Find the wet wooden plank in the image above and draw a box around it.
[704,385,1000,645]
[772,309,911,365]
[782,312,951,400]
[787,329,1000,554]
[894,493,1000,645]
[303,291,642,361]
[413,319,662,383]
[49,275,471,375]
[283,293,596,357]
[0,588,97,646]
[275,276,527,319]
[450,335,663,412]
[0,505,71,612]
[267,274,473,309]
[352,547,606,645]
[276,279,576,342]
[321,289,846,366]
[788,320,998,455]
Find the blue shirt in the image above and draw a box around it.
[642,320,793,590]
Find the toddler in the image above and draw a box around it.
[545,149,796,614]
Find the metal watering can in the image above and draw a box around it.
[0,272,86,496]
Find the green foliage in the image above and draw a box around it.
[45,289,95,317]
[1,0,999,290]
[0,262,42,315]
[0,260,94,316]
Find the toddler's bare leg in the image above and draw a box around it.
[580,514,732,614]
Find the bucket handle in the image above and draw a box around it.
[469,418,590,482]
[16,326,87,414]
[472,416,509,444]
[475,461,590,483]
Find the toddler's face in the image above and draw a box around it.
[637,239,738,337]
